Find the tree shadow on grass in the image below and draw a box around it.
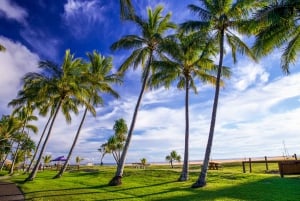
[21,181,176,200]
[151,176,300,201]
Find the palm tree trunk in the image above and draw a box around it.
[100,153,105,165]
[26,114,52,173]
[109,54,153,186]
[25,100,62,182]
[9,142,20,175]
[54,107,88,179]
[9,120,28,175]
[192,29,225,188]
[179,77,190,181]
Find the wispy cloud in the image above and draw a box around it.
[0,0,27,24]
[20,29,61,60]
[62,0,110,39]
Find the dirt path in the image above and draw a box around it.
[0,181,24,201]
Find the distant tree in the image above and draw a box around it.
[166,151,181,168]
[140,158,147,169]
[101,118,128,165]
[75,156,84,170]
[42,155,52,170]
[98,143,110,165]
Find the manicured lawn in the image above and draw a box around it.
[2,162,300,201]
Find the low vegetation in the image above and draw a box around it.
[1,162,300,201]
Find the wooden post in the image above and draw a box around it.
[265,156,269,171]
[249,158,252,173]
[242,161,246,173]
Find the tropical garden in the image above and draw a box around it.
[0,1,300,199]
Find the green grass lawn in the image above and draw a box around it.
[1,162,300,201]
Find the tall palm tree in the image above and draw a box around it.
[54,51,120,178]
[181,0,261,188]
[109,5,176,186]
[253,0,300,74]
[151,32,231,181]
[165,150,181,168]
[25,50,88,181]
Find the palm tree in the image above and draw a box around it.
[9,106,38,175]
[42,155,52,170]
[54,51,120,178]
[166,150,181,168]
[75,156,84,170]
[0,115,22,171]
[100,119,128,166]
[25,50,88,181]
[98,143,109,165]
[253,0,300,74]
[151,32,231,181]
[181,0,262,188]
[109,5,176,186]
[19,136,35,171]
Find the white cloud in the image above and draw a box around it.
[0,0,27,24]
[62,0,109,38]
[232,60,270,91]
[0,36,39,114]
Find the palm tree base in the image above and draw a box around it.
[24,177,34,182]
[178,173,188,182]
[191,180,206,188]
[108,176,122,186]
[53,173,62,179]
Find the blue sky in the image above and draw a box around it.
[0,0,299,164]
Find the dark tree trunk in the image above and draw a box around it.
[9,142,20,175]
[54,107,88,179]
[26,114,52,173]
[178,76,190,181]
[192,29,225,188]
[109,54,153,186]
[25,100,62,182]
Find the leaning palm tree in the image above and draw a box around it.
[9,106,38,175]
[109,5,176,186]
[54,51,120,178]
[0,115,22,171]
[181,0,262,187]
[25,50,88,181]
[151,32,231,181]
[253,0,300,74]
